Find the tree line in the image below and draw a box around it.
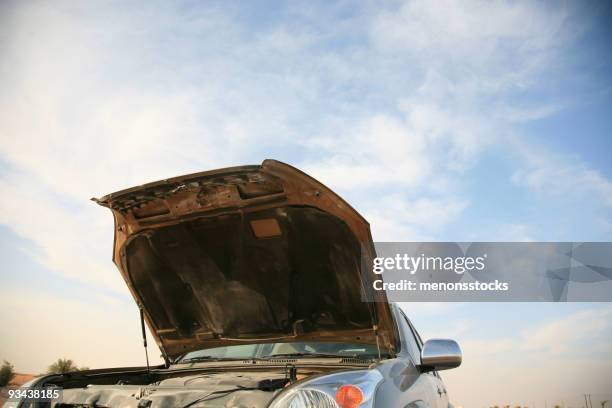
[0,359,89,387]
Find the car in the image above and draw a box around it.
[7,159,461,408]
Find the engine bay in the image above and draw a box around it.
[48,365,327,408]
[55,371,289,407]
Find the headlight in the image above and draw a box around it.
[286,389,338,408]
[269,370,383,408]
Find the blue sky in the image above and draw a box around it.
[0,1,611,407]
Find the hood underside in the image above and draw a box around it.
[95,160,396,360]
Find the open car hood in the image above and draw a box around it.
[94,160,396,361]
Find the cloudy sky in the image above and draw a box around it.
[1,0,611,407]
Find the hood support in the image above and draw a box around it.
[140,307,152,371]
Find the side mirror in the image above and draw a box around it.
[419,339,462,372]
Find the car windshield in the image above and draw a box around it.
[175,342,382,363]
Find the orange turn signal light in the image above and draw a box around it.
[335,384,364,408]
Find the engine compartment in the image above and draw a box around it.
[54,371,287,408]
[47,365,326,408]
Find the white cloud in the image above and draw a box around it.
[509,135,612,207]
[370,0,571,85]
[513,159,612,207]
[372,0,562,51]
[445,306,612,407]
[523,307,612,355]
[301,114,431,190]
[460,307,612,358]
[365,195,469,240]
[0,172,122,291]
